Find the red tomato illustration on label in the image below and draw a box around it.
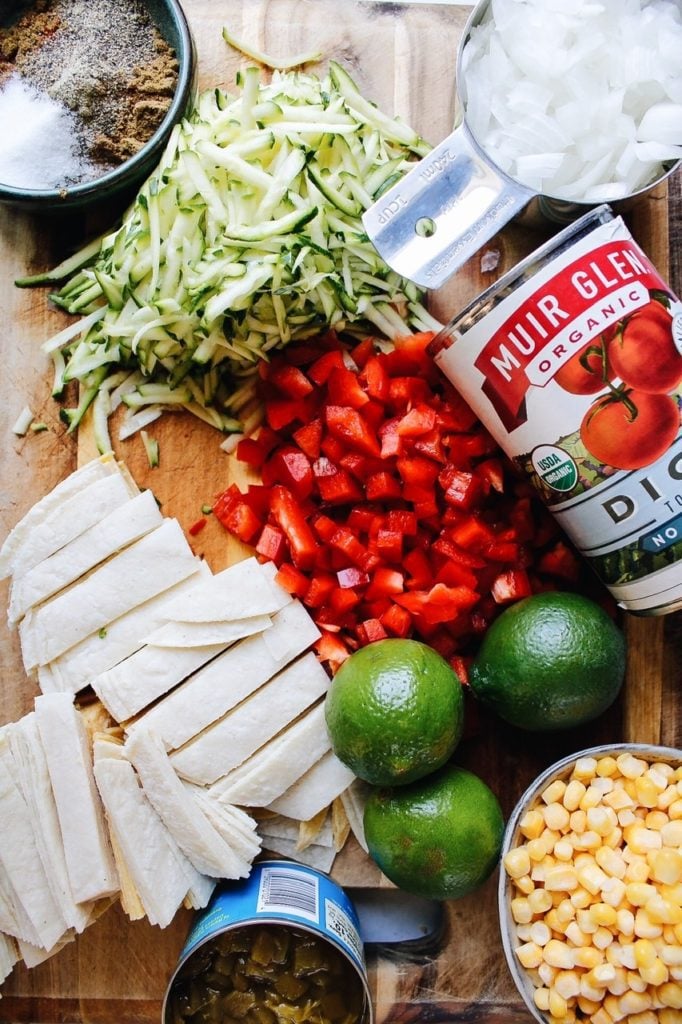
[580,389,680,471]
[554,338,611,395]
[608,299,682,394]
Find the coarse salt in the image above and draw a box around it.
[461,0,682,201]
[0,74,98,190]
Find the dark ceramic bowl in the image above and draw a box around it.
[0,0,196,212]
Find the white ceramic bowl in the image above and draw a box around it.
[498,742,682,1024]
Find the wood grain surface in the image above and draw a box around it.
[0,2,680,1021]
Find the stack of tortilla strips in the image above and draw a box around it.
[0,455,358,987]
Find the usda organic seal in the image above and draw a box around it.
[531,445,578,493]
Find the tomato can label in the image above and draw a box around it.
[432,206,682,614]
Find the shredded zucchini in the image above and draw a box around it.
[26,62,435,439]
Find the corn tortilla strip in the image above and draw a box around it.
[35,694,119,904]
[18,930,75,969]
[37,564,211,695]
[10,471,139,584]
[188,787,261,865]
[143,614,271,649]
[331,798,351,852]
[8,489,164,626]
[158,556,291,623]
[209,702,331,807]
[0,453,121,580]
[170,651,330,785]
[124,728,252,879]
[340,780,371,854]
[21,519,201,669]
[7,715,92,934]
[126,600,320,752]
[269,751,356,823]
[260,835,336,874]
[0,733,68,951]
[0,932,18,986]
[256,811,333,850]
[93,739,206,927]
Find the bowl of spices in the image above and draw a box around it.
[498,744,682,1024]
[0,0,195,211]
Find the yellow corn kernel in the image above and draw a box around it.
[514,923,533,942]
[634,908,663,939]
[538,961,557,987]
[563,779,587,811]
[589,1010,613,1024]
[619,944,638,970]
[516,941,544,969]
[554,838,574,862]
[576,909,599,934]
[618,990,652,1015]
[511,896,533,924]
[542,779,568,805]
[545,909,565,935]
[529,921,552,947]
[601,877,627,908]
[545,865,579,892]
[577,995,600,1016]
[504,847,532,879]
[661,820,682,847]
[544,803,571,832]
[635,775,663,809]
[593,926,615,950]
[528,887,554,915]
[669,798,682,819]
[548,988,568,1018]
[658,981,682,1008]
[581,786,604,810]
[565,920,589,946]
[640,957,669,986]
[573,757,598,780]
[578,862,608,895]
[645,809,669,831]
[626,1012,658,1024]
[574,830,602,851]
[570,887,593,910]
[618,809,638,828]
[624,824,663,854]
[649,848,682,885]
[534,987,551,1012]
[587,806,618,837]
[579,976,604,1003]
[555,899,576,924]
[527,837,550,862]
[644,894,682,925]
[515,874,536,895]
[596,756,618,778]
[602,994,623,1021]
[544,939,575,969]
[661,881,682,905]
[617,753,647,779]
[634,938,657,969]
[658,785,679,811]
[589,903,618,928]
[573,946,604,970]
[626,882,658,907]
[616,908,635,937]
[587,963,617,988]
[624,857,651,883]
[604,787,636,812]
[604,826,624,851]
[605,964,629,995]
[596,844,626,878]
[570,809,587,833]
[660,945,682,967]
[661,1011,682,1024]
[553,969,581,1000]
[520,808,545,839]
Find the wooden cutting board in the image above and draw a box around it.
[0,1,680,1021]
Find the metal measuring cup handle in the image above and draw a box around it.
[362,119,536,290]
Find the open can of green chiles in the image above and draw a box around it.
[163,861,373,1024]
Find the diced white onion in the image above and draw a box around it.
[461,0,682,201]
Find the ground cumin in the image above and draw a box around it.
[0,0,179,175]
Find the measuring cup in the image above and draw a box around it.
[362,0,682,290]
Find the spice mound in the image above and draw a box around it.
[0,0,179,189]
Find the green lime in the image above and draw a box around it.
[469,591,626,731]
[324,638,464,786]
[363,765,504,901]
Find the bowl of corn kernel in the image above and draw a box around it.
[498,744,682,1024]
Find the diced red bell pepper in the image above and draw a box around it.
[371,527,403,563]
[439,467,483,509]
[347,506,377,535]
[396,582,479,624]
[386,509,418,536]
[365,471,402,502]
[356,618,388,645]
[213,487,262,544]
[396,404,437,438]
[308,349,346,385]
[327,366,370,409]
[330,527,369,568]
[380,602,413,637]
[304,572,336,608]
[188,517,207,537]
[537,542,581,583]
[316,466,363,505]
[325,405,381,458]
[491,568,532,604]
[267,363,315,398]
[378,416,403,458]
[269,446,314,500]
[292,419,323,460]
[275,561,310,599]
[265,397,311,431]
[359,356,390,403]
[403,547,433,588]
[396,456,440,489]
[270,485,319,571]
[336,567,370,590]
[314,630,351,670]
[388,376,432,407]
[365,567,404,600]
[255,523,287,564]
[349,336,375,369]
[236,436,269,469]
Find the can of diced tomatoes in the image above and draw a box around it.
[162,861,372,1024]
[430,205,682,615]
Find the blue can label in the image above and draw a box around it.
[180,861,365,970]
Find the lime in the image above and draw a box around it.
[469,591,626,731]
[324,638,464,786]
[363,765,504,901]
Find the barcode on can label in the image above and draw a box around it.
[256,865,319,922]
